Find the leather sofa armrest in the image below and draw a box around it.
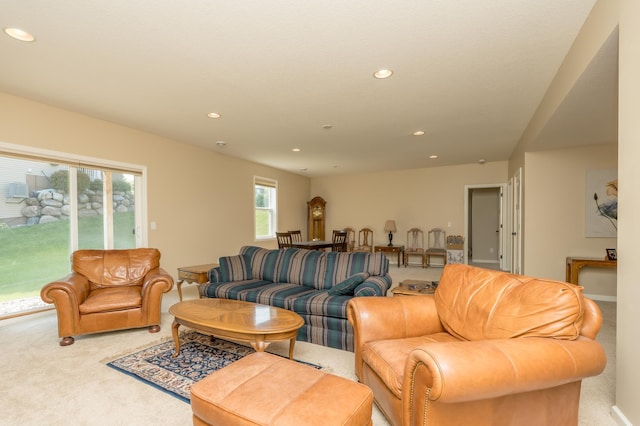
[403,337,607,408]
[348,296,444,380]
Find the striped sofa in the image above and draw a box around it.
[199,245,391,351]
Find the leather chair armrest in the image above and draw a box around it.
[348,296,444,380]
[140,268,174,321]
[141,267,174,295]
[40,273,90,337]
[40,273,90,307]
[403,337,607,408]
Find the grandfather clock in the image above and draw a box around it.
[307,196,326,241]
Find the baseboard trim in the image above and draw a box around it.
[584,293,617,302]
[611,405,631,425]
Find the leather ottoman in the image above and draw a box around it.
[190,352,373,426]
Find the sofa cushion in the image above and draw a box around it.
[218,255,252,282]
[277,248,327,288]
[435,264,585,341]
[323,252,388,288]
[241,283,317,309]
[240,246,283,282]
[291,292,351,320]
[328,272,369,296]
[202,279,272,299]
[354,275,392,297]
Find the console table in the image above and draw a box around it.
[565,257,617,285]
[374,245,404,268]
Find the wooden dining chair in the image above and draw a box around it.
[353,227,374,253]
[332,230,348,252]
[343,227,356,252]
[276,232,293,248]
[425,228,447,267]
[405,227,425,267]
[288,230,303,243]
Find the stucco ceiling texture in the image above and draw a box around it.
[2,0,614,177]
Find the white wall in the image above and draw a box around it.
[524,145,617,299]
[617,0,640,422]
[310,161,508,259]
[0,92,311,276]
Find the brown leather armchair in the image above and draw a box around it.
[41,248,174,346]
[348,264,607,426]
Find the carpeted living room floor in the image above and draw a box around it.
[0,263,616,426]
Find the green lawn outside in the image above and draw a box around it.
[0,212,135,302]
[255,210,270,237]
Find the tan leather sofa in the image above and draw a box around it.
[347,264,607,426]
[41,248,173,346]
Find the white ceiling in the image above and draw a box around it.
[1,0,616,177]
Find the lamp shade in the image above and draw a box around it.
[384,220,397,233]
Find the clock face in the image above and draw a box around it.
[312,206,323,218]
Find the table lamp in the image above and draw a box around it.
[384,220,397,246]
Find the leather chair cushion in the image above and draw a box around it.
[362,333,460,398]
[79,286,142,314]
[435,264,584,341]
[73,248,160,289]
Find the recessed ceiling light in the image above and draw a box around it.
[413,131,425,136]
[429,155,438,159]
[207,112,221,119]
[300,168,308,172]
[215,141,226,147]
[478,159,486,164]
[292,148,301,152]
[4,28,35,42]
[373,69,393,79]
[322,124,333,129]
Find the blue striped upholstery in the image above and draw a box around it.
[199,246,391,351]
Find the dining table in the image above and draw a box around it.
[291,240,333,250]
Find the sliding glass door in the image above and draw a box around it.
[0,148,146,317]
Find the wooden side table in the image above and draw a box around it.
[374,245,405,268]
[391,280,437,296]
[176,263,218,301]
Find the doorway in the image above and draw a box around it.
[464,184,506,270]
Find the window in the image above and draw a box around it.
[254,177,277,240]
[0,142,147,317]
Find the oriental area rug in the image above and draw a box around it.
[103,331,321,402]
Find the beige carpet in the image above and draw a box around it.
[0,264,616,425]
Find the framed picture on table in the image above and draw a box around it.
[606,248,617,261]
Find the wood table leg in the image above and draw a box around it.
[176,279,185,302]
[288,337,296,360]
[250,336,270,352]
[171,319,181,358]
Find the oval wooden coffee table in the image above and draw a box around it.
[169,299,304,359]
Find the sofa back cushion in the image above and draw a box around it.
[239,246,282,282]
[73,248,160,289]
[276,248,327,288]
[323,252,388,289]
[434,264,585,341]
[218,255,253,282]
